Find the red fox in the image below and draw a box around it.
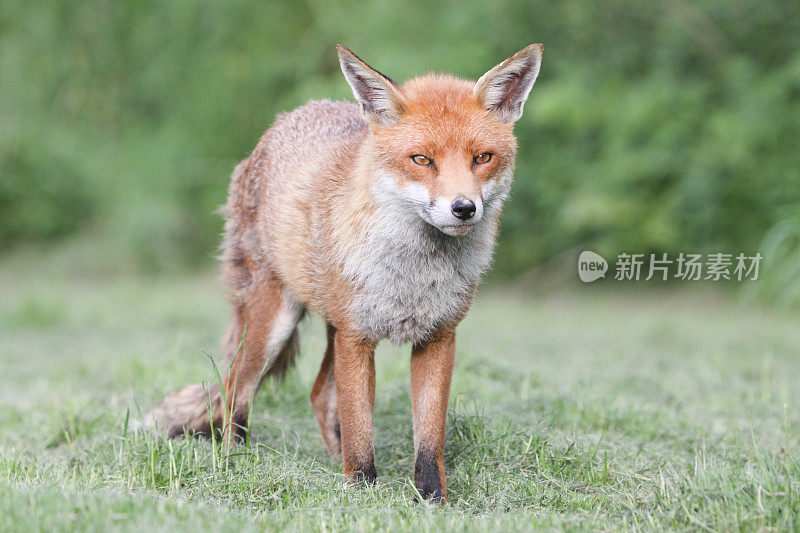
[138,43,542,501]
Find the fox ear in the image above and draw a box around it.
[474,44,542,123]
[337,45,403,127]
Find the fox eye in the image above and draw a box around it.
[411,154,432,166]
[474,152,493,164]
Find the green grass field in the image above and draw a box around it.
[1,251,798,531]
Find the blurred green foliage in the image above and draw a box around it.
[1,0,799,279]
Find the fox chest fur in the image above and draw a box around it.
[340,208,498,345]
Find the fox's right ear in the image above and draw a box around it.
[337,45,403,127]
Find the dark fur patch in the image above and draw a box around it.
[231,412,249,439]
[350,456,377,484]
[168,426,187,439]
[414,448,444,501]
[191,412,247,442]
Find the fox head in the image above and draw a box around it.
[338,44,542,236]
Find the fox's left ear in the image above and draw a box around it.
[474,44,543,124]
[337,44,403,127]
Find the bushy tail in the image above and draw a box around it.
[134,326,300,439]
[133,382,223,438]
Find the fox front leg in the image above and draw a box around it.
[333,329,378,483]
[410,327,456,501]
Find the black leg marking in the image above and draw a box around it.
[414,448,444,501]
[350,456,377,484]
[222,412,249,443]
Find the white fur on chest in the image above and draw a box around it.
[343,214,496,345]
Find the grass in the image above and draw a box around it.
[1,249,799,531]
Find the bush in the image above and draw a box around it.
[0,144,94,247]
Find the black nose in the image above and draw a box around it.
[451,197,476,220]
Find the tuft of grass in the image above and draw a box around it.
[1,254,799,531]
